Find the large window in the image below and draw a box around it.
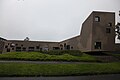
[94,42,101,49]
[95,16,100,22]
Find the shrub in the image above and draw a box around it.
[0,51,98,62]
[44,50,83,56]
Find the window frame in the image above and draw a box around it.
[95,16,100,22]
[94,42,101,49]
[108,23,112,27]
[106,28,111,33]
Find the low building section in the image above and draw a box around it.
[2,40,59,53]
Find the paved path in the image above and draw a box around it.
[0,74,120,80]
[0,60,100,64]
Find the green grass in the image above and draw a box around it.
[105,52,120,60]
[0,51,98,62]
[0,63,120,76]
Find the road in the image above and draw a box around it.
[0,74,120,80]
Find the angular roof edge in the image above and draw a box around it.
[92,11,115,14]
[8,40,59,43]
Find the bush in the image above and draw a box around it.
[44,50,83,56]
[0,51,98,62]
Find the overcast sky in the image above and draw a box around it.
[0,0,120,42]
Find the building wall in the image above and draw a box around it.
[0,37,7,54]
[91,11,115,51]
[0,41,5,53]
[79,12,93,52]
[59,36,80,50]
[115,44,120,51]
[4,40,60,52]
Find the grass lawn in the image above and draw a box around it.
[105,52,120,60]
[0,62,120,76]
[0,51,99,62]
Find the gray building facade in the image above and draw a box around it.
[0,11,120,53]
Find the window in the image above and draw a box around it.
[44,47,48,51]
[108,23,112,27]
[36,46,39,49]
[16,47,21,52]
[106,28,111,33]
[94,42,101,49]
[12,48,14,50]
[95,16,100,22]
[40,48,42,51]
[53,47,60,50]
[71,47,73,49]
[10,43,15,47]
[64,43,67,50]
[7,48,10,52]
[66,45,70,50]
[28,47,34,51]
[5,45,8,48]
[22,47,26,51]
[64,43,66,47]
[60,44,63,47]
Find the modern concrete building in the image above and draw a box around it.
[0,11,119,53]
[61,11,116,52]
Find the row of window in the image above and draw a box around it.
[16,47,43,52]
[95,16,112,34]
[15,47,60,52]
[5,45,41,49]
[95,16,112,27]
[60,43,74,50]
[5,43,74,51]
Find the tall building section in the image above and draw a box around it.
[79,11,115,52]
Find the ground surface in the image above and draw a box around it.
[0,62,120,77]
[0,51,120,77]
[0,74,120,80]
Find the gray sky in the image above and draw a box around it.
[0,0,120,42]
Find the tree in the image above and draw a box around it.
[24,37,30,41]
[115,11,120,39]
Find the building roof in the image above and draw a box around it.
[8,40,59,43]
[0,37,7,41]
